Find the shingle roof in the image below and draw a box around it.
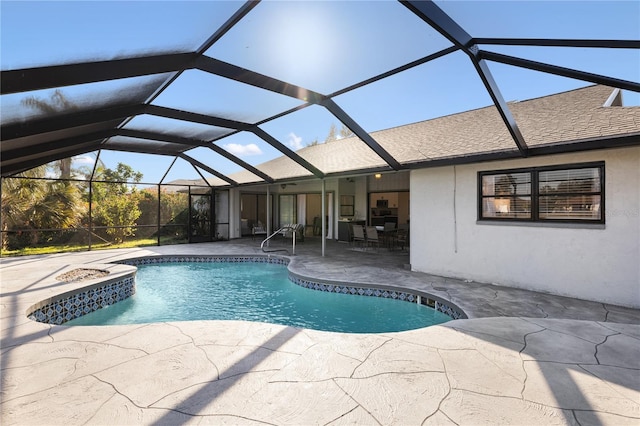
[513,85,640,146]
[223,85,639,184]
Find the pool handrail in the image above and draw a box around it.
[261,224,300,255]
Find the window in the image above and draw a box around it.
[340,195,355,217]
[479,162,604,223]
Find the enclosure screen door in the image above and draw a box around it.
[189,193,212,242]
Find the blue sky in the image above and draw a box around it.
[2,1,639,183]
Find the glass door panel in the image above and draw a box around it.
[279,194,296,227]
[240,193,272,236]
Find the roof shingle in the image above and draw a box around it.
[226,85,639,183]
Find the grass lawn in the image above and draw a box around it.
[0,238,188,257]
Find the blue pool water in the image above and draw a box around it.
[65,262,452,333]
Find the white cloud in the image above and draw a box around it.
[223,143,262,156]
[287,132,303,150]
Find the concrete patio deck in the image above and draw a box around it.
[1,238,639,425]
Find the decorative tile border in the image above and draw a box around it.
[28,276,135,325]
[290,276,417,302]
[426,298,465,320]
[28,254,464,325]
[289,274,465,320]
[115,255,289,267]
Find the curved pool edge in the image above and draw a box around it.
[26,263,137,325]
[26,253,466,326]
[286,269,466,320]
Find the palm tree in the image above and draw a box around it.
[1,90,95,251]
[21,90,78,179]
[1,167,84,250]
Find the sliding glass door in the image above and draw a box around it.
[278,194,296,226]
[241,193,272,236]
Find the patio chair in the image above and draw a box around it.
[351,224,366,248]
[252,223,267,241]
[365,226,380,251]
[395,224,409,251]
[382,222,397,248]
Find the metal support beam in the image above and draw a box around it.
[156,184,161,246]
[472,59,528,155]
[1,145,100,177]
[144,104,252,131]
[178,153,237,186]
[321,98,402,170]
[251,127,325,178]
[330,46,459,98]
[266,185,271,242]
[479,50,640,93]
[206,145,274,183]
[135,1,259,133]
[117,129,209,149]
[473,38,640,49]
[159,157,178,185]
[400,0,473,48]
[1,131,111,163]
[1,53,197,95]
[197,0,260,53]
[400,0,528,156]
[321,179,326,257]
[195,56,326,104]
[117,128,274,182]
[191,162,214,188]
[91,145,179,157]
[1,104,145,141]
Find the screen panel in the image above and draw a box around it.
[207,0,452,94]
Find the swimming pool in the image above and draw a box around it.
[65,260,453,333]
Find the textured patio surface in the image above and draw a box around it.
[2,239,639,425]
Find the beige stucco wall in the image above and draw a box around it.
[410,146,640,308]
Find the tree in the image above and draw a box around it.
[1,166,84,249]
[339,124,354,139]
[325,123,338,143]
[22,90,78,179]
[91,163,143,244]
[321,123,354,145]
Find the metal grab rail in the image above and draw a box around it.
[260,224,300,255]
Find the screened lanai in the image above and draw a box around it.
[1,0,639,254]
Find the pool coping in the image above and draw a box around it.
[25,254,466,326]
[26,263,136,325]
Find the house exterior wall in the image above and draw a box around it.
[410,146,640,308]
[367,171,410,192]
